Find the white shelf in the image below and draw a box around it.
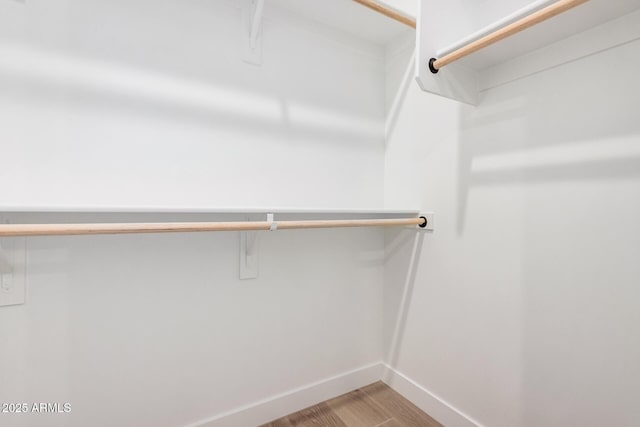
[0,205,420,216]
[416,0,640,104]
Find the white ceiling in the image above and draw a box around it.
[267,0,414,45]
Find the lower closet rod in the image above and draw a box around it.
[0,217,427,237]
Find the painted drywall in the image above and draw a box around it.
[0,212,386,427]
[0,0,385,210]
[0,1,388,426]
[384,16,640,427]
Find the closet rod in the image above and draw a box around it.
[352,0,416,29]
[0,217,427,237]
[429,0,588,73]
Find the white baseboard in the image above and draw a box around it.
[381,364,482,427]
[186,362,383,427]
[186,362,481,427]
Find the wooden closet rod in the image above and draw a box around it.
[0,217,427,237]
[352,0,416,29]
[429,0,589,73]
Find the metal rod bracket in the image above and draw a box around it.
[418,212,434,231]
[242,0,264,65]
[239,216,260,280]
[0,243,12,275]
[0,230,26,307]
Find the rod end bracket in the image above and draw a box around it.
[428,58,439,74]
[418,213,434,231]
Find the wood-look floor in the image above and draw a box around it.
[260,381,443,427]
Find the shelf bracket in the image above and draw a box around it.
[419,212,434,231]
[0,243,12,275]
[239,212,277,279]
[242,0,265,65]
[0,234,26,307]
[239,228,259,280]
[239,214,263,280]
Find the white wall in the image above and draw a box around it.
[6,0,639,426]
[1,213,385,427]
[0,1,388,426]
[384,17,640,427]
[0,0,385,210]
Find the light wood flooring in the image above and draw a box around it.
[260,381,443,427]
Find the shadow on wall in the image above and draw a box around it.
[385,49,416,143]
[0,0,385,149]
[383,228,425,367]
[451,39,640,426]
[0,42,380,148]
[456,39,640,234]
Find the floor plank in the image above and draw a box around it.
[262,382,442,427]
[262,402,347,427]
[327,388,391,426]
[262,417,295,427]
[375,420,403,427]
[361,382,442,427]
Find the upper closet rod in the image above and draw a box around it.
[0,217,427,237]
[352,0,416,29]
[428,0,589,73]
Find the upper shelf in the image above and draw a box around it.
[416,0,640,105]
[0,205,419,216]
